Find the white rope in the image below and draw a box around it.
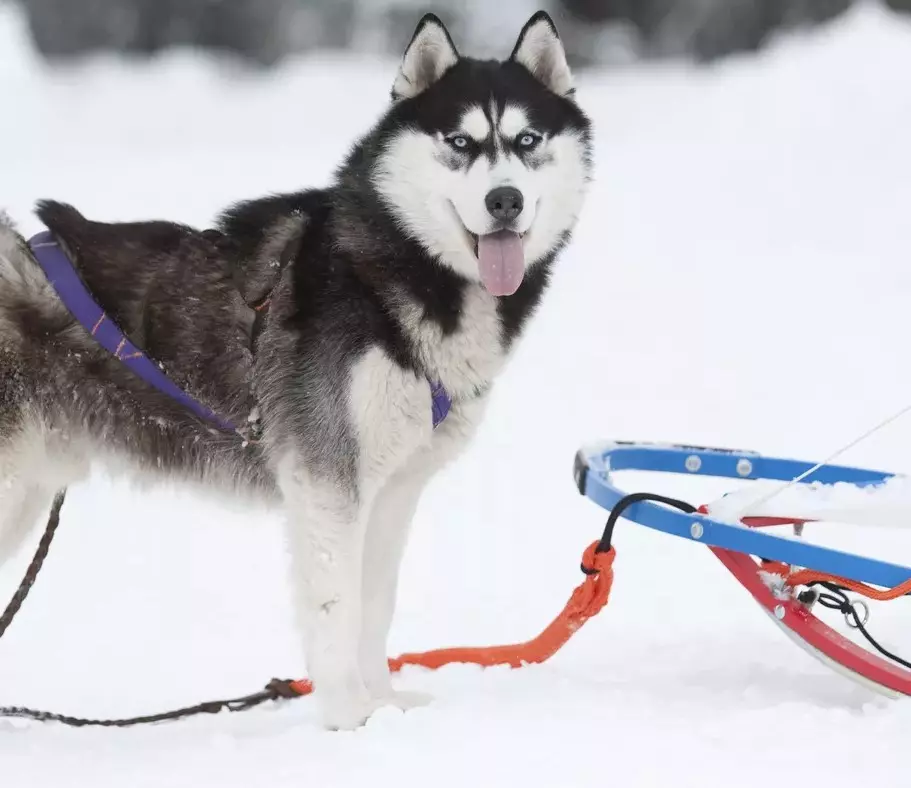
[734,401,911,517]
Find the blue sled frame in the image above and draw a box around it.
[574,441,911,590]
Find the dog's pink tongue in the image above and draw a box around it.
[477,230,525,296]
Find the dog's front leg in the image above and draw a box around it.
[281,464,375,731]
[359,410,481,710]
[359,461,435,708]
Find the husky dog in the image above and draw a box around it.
[0,11,591,729]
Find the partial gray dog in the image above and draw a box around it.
[0,11,592,729]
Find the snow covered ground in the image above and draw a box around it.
[2,3,911,786]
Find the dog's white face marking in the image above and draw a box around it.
[460,106,490,142]
[499,106,529,139]
[373,102,589,286]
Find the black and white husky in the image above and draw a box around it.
[0,12,592,729]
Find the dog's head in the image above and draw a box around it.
[370,12,592,296]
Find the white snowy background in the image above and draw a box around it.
[2,3,911,785]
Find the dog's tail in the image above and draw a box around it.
[0,211,69,341]
[0,211,56,296]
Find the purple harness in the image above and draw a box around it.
[28,231,452,435]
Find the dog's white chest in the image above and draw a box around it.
[400,284,506,401]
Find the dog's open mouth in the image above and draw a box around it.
[470,229,526,297]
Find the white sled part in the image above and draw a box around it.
[707,476,911,529]
[762,608,903,699]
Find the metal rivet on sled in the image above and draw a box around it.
[736,458,753,477]
[684,455,701,473]
[774,605,786,620]
[690,522,704,540]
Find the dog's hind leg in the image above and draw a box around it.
[0,218,75,564]
[0,480,57,565]
[0,426,62,566]
[0,412,88,567]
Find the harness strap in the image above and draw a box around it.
[29,232,239,434]
[28,230,453,432]
[430,379,452,428]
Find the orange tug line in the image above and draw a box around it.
[287,542,616,697]
[785,569,911,602]
[754,533,911,602]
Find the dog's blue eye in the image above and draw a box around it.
[518,133,540,149]
[449,135,469,150]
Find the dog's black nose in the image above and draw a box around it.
[485,186,524,223]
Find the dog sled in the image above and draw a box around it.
[574,441,911,697]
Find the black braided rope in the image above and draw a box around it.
[811,582,911,671]
[598,492,698,553]
[0,489,305,727]
[0,490,66,640]
[0,679,303,728]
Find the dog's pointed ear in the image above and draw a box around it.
[392,13,459,101]
[510,11,574,97]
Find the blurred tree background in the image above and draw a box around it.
[7,0,911,68]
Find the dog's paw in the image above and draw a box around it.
[319,694,380,731]
[377,689,434,712]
